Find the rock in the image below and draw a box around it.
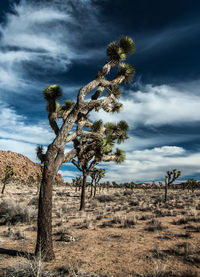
[0,150,64,185]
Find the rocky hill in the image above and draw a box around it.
[0,150,64,184]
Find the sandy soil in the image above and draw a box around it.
[0,183,199,276]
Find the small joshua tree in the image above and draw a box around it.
[185,178,198,193]
[72,119,128,210]
[90,168,105,198]
[72,176,83,192]
[165,169,181,202]
[35,36,135,260]
[1,164,16,194]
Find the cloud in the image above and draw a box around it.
[0,0,106,90]
[91,81,200,127]
[136,20,200,54]
[0,101,54,160]
[0,139,37,161]
[100,145,200,183]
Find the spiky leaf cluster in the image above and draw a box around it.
[62,100,74,111]
[104,120,129,143]
[101,136,114,154]
[43,85,62,101]
[106,36,135,62]
[104,122,117,136]
[91,120,103,133]
[118,120,129,132]
[116,120,129,143]
[118,63,135,83]
[119,36,135,55]
[106,42,126,61]
[111,102,123,113]
[110,85,122,99]
[115,148,125,163]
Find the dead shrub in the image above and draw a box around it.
[0,198,35,225]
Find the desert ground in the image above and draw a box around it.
[0,182,200,277]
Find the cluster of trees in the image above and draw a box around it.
[71,168,105,210]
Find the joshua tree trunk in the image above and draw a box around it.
[90,183,93,198]
[80,168,87,211]
[35,160,55,261]
[93,183,97,197]
[1,183,6,194]
[164,177,168,203]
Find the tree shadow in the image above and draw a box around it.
[0,248,34,259]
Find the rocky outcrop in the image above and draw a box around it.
[0,150,64,185]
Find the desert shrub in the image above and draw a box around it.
[172,217,189,225]
[0,198,35,225]
[28,197,38,206]
[3,227,26,240]
[121,216,137,228]
[123,190,133,196]
[129,200,139,206]
[96,194,115,202]
[136,270,198,277]
[100,221,114,228]
[27,175,35,185]
[110,216,123,224]
[145,219,167,232]
[172,215,200,225]
[139,214,154,221]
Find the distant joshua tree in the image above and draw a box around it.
[72,119,128,210]
[90,168,105,198]
[1,164,16,194]
[185,178,199,192]
[35,36,135,261]
[165,169,181,202]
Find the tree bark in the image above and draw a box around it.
[90,183,93,198]
[1,183,6,194]
[93,182,97,197]
[164,178,168,203]
[35,154,56,261]
[80,169,87,211]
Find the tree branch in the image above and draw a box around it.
[72,159,82,171]
[64,149,77,163]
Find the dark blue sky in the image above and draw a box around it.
[0,0,200,182]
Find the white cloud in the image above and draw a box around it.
[0,0,105,90]
[100,145,200,183]
[0,102,54,160]
[91,82,200,126]
[0,139,37,161]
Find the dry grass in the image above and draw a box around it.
[0,184,200,276]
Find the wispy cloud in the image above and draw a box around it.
[101,145,200,183]
[136,20,200,54]
[0,101,54,160]
[0,0,105,90]
[92,81,200,127]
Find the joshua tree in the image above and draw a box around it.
[35,36,135,261]
[165,169,181,202]
[1,164,16,194]
[90,168,105,198]
[72,176,83,192]
[72,119,128,210]
[185,178,199,193]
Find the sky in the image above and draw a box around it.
[0,0,200,183]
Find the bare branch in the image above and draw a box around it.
[48,113,60,135]
[64,149,77,163]
[72,159,82,171]
[102,155,117,162]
